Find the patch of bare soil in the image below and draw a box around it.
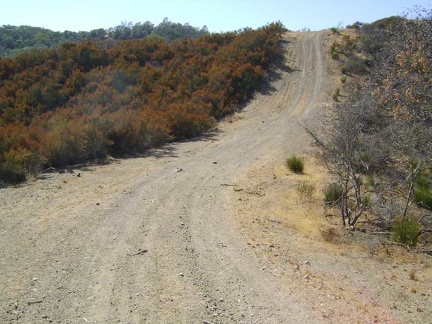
[1,30,430,324]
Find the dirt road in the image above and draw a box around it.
[1,31,330,323]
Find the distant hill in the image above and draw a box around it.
[0,19,209,57]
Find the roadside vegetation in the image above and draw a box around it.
[0,22,287,183]
[310,7,432,249]
[286,155,304,174]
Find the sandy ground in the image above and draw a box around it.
[1,31,431,323]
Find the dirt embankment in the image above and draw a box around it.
[1,31,430,324]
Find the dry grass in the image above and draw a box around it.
[296,180,315,197]
[272,156,330,237]
[236,155,334,240]
[231,148,432,323]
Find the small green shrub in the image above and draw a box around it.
[365,176,374,189]
[330,44,340,60]
[324,183,343,205]
[297,181,315,197]
[361,195,371,208]
[414,187,432,209]
[286,155,304,174]
[391,217,421,247]
[341,76,347,84]
[333,87,340,101]
[414,174,432,210]
[342,58,367,75]
[331,51,340,60]
[341,65,348,74]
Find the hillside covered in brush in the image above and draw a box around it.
[0,22,286,182]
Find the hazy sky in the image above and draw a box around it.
[1,0,431,32]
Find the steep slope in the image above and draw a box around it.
[1,31,330,323]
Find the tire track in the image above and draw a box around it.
[0,31,329,323]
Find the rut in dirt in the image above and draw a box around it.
[0,31,330,323]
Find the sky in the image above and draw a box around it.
[1,0,431,33]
